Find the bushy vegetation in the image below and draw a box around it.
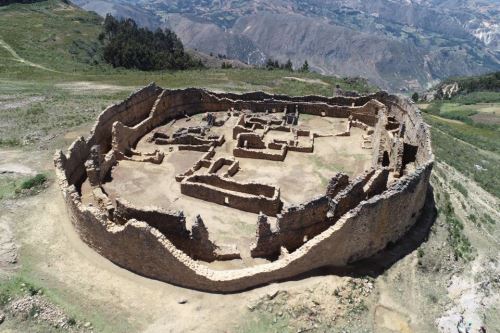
[300,60,309,72]
[439,191,474,261]
[441,71,500,95]
[0,0,46,6]
[265,58,293,71]
[99,15,202,71]
[451,91,500,104]
[451,180,468,198]
[0,174,48,200]
[20,173,47,190]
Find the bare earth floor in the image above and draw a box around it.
[99,112,372,268]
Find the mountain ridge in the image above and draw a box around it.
[72,0,500,91]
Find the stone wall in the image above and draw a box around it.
[54,85,434,292]
[180,174,281,216]
[114,198,239,262]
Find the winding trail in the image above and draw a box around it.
[0,37,59,72]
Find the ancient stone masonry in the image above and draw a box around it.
[55,85,433,292]
[180,174,281,216]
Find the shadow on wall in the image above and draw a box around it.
[274,186,436,284]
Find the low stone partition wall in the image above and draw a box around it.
[176,148,215,182]
[236,132,266,149]
[55,85,434,292]
[233,145,287,161]
[181,174,281,216]
[207,157,239,177]
[234,132,289,161]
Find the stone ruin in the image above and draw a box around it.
[54,85,434,292]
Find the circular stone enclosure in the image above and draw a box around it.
[54,85,433,292]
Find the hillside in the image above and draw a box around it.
[0,2,498,333]
[0,0,375,146]
[435,71,500,98]
[418,72,500,197]
[71,0,500,91]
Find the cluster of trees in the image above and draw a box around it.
[265,58,293,71]
[0,0,47,6]
[99,15,202,71]
[454,71,500,93]
[264,58,310,72]
[441,71,500,95]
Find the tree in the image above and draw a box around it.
[411,92,419,102]
[100,15,202,71]
[300,60,309,72]
[284,59,293,71]
[266,58,277,70]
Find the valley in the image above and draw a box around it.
[0,1,498,332]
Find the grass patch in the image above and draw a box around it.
[0,137,21,146]
[0,173,48,200]
[451,180,468,198]
[482,214,496,225]
[0,276,43,306]
[425,115,500,198]
[238,312,291,333]
[20,173,47,190]
[425,114,499,153]
[1,247,139,333]
[438,191,474,261]
[451,91,500,104]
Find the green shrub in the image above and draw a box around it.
[483,214,496,225]
[438,188,474,261]
[451,180,468,198]
[0,138,21,146]
[20,174,47,190]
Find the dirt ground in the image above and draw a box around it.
[0,116,499,333]
[101,111,372,267]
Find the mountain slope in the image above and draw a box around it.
[71,0,500,91]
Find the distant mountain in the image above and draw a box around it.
[72,0,500,91]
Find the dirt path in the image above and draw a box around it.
[0,38,59,72]
[283,76,329,86]
[6,177,339,332]
[0,206,17,274]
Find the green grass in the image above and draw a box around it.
[20,173,47,189]
[426,120,499,198]
[0,0,376,146]
[438,191,474,261]
[238,312,291,333]
[0,244,139,333]
[0,173,48,199]
[451,91,500,104]
[451,180,468,198]
[0,0,104,73]
[0,0,374,94]
[425,112,498,154]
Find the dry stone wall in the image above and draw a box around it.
[54,85,433,292]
